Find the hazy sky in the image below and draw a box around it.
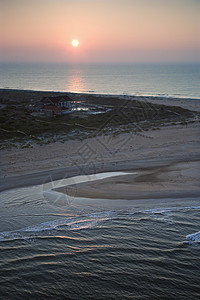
[1,0,199,63]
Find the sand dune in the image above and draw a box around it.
[0,94,200,198]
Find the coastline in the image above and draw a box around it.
[54,160,200,201]
[1,90,200,199]
[1,123,200,196]
[1,88,200,111]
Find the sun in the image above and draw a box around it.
[72,39,79,47]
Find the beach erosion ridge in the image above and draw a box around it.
[0,88,200,206]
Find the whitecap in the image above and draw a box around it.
[143,206,200,214]
[0,211,115,242]
[185,231,200,246]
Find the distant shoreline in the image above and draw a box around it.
[1,88,200,113]
[1,87,200,101]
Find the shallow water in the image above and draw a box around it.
[0,172,200,299]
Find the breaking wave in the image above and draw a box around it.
[1,205,200,245]
[0,211,115,242]
[185,231,200,246]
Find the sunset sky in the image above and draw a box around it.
[1,0,200,63]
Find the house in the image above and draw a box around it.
[40,95,72,110]
[41,105,62,115]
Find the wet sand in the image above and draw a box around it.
[54,161,200,200]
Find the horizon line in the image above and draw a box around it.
[0,60,200,64]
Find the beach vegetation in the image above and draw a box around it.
[0,90,199,149]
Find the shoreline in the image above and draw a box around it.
[1,90,200,197]
[1,88,200,111]
[54,160,200,201]
[1,88,200,150]
[1,155,199,193]
[1,122,200,193]
[1,87,200,99]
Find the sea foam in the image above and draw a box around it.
[185,231,200,246]
[0,211,115,242]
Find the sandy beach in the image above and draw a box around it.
[55,161,200,200]
[0,90,200,200]
[1,100,200,200]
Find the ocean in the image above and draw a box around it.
[0,172,200,299]
[0,62,200,99]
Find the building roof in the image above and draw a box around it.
[41,95,72,104]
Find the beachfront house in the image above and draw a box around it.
[41,105,63,115]
[39,95,73,115]
[40,95,72,111]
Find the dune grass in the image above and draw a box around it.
[0,89,199,149]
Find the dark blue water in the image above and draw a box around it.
[0,174,200,299]
[1,62,200,99]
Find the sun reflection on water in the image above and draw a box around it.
[67,67,87,93]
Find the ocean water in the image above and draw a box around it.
[0,173,200,299]
[0,62,200,99]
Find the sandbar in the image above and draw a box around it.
[54,161,200,200]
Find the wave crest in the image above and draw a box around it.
[0,211,115,242]
[185,231,200,246]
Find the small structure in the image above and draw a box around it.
[42,105,62,115]
[40,95,72,113]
